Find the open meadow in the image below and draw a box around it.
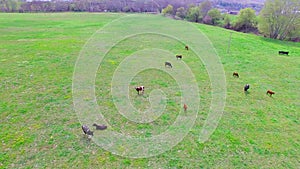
[0,13,299,168]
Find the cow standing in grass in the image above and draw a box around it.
[278,51,289,55]
[82,125,93,136]
[135,86,145,95]
[233,72,239,78]
[266,90,275,96]
[185,45,189,50]
[93,123,107,130]
[244,84,250,92]
[183,104,187,112]
[165,62,172,68]
[176,55,182,60]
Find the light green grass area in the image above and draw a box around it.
[0,13,299,168]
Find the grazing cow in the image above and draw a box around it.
[279,51,289,55]
[165,62,172,68]
[135,86,145,95]
[266,90,275,96]
[183,104,187,112]
[233,72,239,78]
[82,125,94,136]
[185,45,189,50]
[176,55,182,59]
[244,84,250,92]
[93,123,107,130]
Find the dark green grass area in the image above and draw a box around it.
[0,13,299,168]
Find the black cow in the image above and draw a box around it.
[185,45,189,50]
[135,86,145,95]
[165,62,172,68]
[279,51,289,55]
[93,123,107,130]
[244,84,250,92]
[82,125,94,136]
[176,55,182,59]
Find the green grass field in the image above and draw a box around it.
[0,13,299,168]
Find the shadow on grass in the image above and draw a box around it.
[244,91,250,95]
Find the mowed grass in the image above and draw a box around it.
[0,13,299,168]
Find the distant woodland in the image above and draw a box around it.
[0,0,264,13]
[1,0,299,41]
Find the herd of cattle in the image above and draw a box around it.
[233,49,288,96]
[81,45,190,137]
[81,45,282,137]
[233,71,275,96]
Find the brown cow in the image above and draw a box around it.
[183,104,187,112]
[185,45,189,50]
[266,90,275,96]
[233,72,239,78]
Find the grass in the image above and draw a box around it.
[0,13,299,168]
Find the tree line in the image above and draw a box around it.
[0,0,264,13]
[1,0,299,41]
[162,0,300,41]
[2,0,188,13]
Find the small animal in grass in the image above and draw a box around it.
[278,51,289,55]
[135,86,145,95]
[266,90,275,96]
[176,55,182,59]
[82,125,94,136]
[93,123,107,130]
[165,62,172,68]
[183,104,188,112]
[185,45,189,50]
[244,84,250,92]
[233,72,239,78]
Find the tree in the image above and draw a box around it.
[186,5,201,22]
[199,0,212,18]
[202,15,212,24]
[207,8,222,25]
[234,8,257,32]
[0,0,21,12]
[162,4,173,16]
[258,0,300,40]
[175,7,186,19]
[223,14,231,28]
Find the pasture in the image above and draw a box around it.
[0,13,299,168]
